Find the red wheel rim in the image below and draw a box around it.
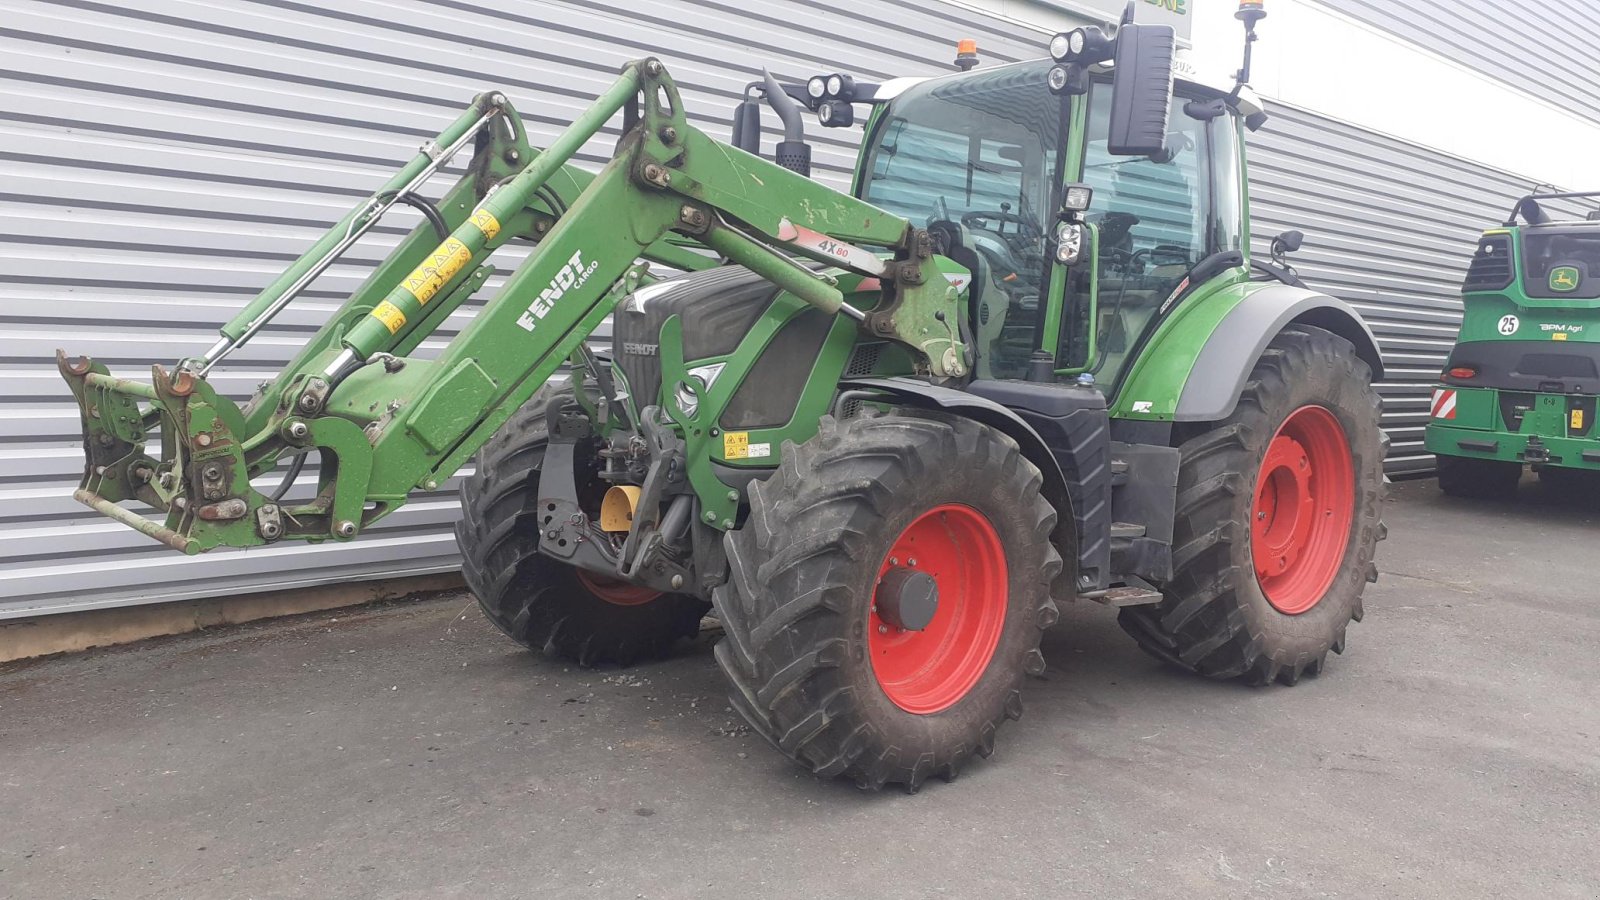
[575,570,662,607]
[868,504,1008,714]
[1251,405,1355,615]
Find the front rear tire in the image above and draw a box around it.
[455,385,709,666]
[1119,326,1386,685]
[713,412,1063,791]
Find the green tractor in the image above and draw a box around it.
[57,4,1385,790]
[1428,190,1600,499]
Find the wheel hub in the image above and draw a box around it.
[874,566,939,631]
[868,504,1008,715]
[1251,405,1356,615]
[1253,434,1314,579]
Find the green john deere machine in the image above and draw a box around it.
[1428,190,1600,498]
[57,3,1386,790]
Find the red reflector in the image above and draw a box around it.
[1448,367,1477,379]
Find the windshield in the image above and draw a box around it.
[859,61,1061,377]
[860,62,1059,285]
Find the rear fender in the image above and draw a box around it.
[1114,282,1384,422]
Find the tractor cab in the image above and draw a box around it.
[782,40,1265,392]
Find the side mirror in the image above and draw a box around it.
[1106,23,1176,156]
[1271,229,1303,256]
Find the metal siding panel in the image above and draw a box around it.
[1317,0,1600,126]
[0,0,1054,616]
[1245,102,1574,476]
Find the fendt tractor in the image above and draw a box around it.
[58,3,1386,790]
[1428,190,1600,499]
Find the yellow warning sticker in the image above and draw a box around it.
[469,208,501,240]
[401,237,473,306]
[370,300,407,334]
[1553,332,1570,341]
[723,431,750,460]
[1573,409,1585,431]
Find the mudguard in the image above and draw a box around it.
[1174,284,1383,421]
[837,377,1085,583]
[1114,281,1385,423]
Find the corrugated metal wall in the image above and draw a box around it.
[1245,103,1576,475]
[0,0,1577,616]
[1319,0,1600,126]
[0,0,1063,618]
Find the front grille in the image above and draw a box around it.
[1463,234,1513,292]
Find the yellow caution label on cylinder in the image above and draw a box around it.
[401,237,472,306]
[1573,409,1585,430]
[370,300,407,334]
[469,208,501,240]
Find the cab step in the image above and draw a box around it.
[1081,575,1163,608]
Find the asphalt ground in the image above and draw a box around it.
[2,476,1597,899]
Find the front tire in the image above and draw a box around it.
[455,385,709,666]
[713,412,1063,791]
[1119,325,1386,685]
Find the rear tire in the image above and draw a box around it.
[1119,326,1385,685]
[455,385,708,666]
[1437,454,1521,499]
[713,412,1063,791]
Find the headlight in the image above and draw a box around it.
[818,99,855,127]
[1048,32,1072,61]
[1047,64,1071,94]
[806,76,827,101]
[1069,29,1086,55]
[825,73,855,99]
[1055,223,1084,265]
[674,363,725,418]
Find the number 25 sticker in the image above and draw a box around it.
[1498,314,1520,336]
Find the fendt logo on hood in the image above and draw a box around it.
[517,250,599,332]
[1550,266,1581,293]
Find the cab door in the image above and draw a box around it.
[1053,82,1245,388]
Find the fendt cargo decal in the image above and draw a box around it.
[518,250,599,332]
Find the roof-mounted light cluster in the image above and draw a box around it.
[802,72,859,128]
[1049,26,1113,65]
[1046,26,1113,96]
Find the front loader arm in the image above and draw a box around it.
[58,58,967,554]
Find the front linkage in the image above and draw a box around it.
[59,59,967,554]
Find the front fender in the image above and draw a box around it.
[836,377,1080,564]
[1112,281,1384,422]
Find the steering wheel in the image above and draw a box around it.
[961,210,1041,238]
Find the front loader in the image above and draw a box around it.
[59,3,1386,791]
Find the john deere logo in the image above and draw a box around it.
[1550,266,1581,292]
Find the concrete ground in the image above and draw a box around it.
[2,478,1597,900]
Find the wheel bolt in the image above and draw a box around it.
[878,625,888,635]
